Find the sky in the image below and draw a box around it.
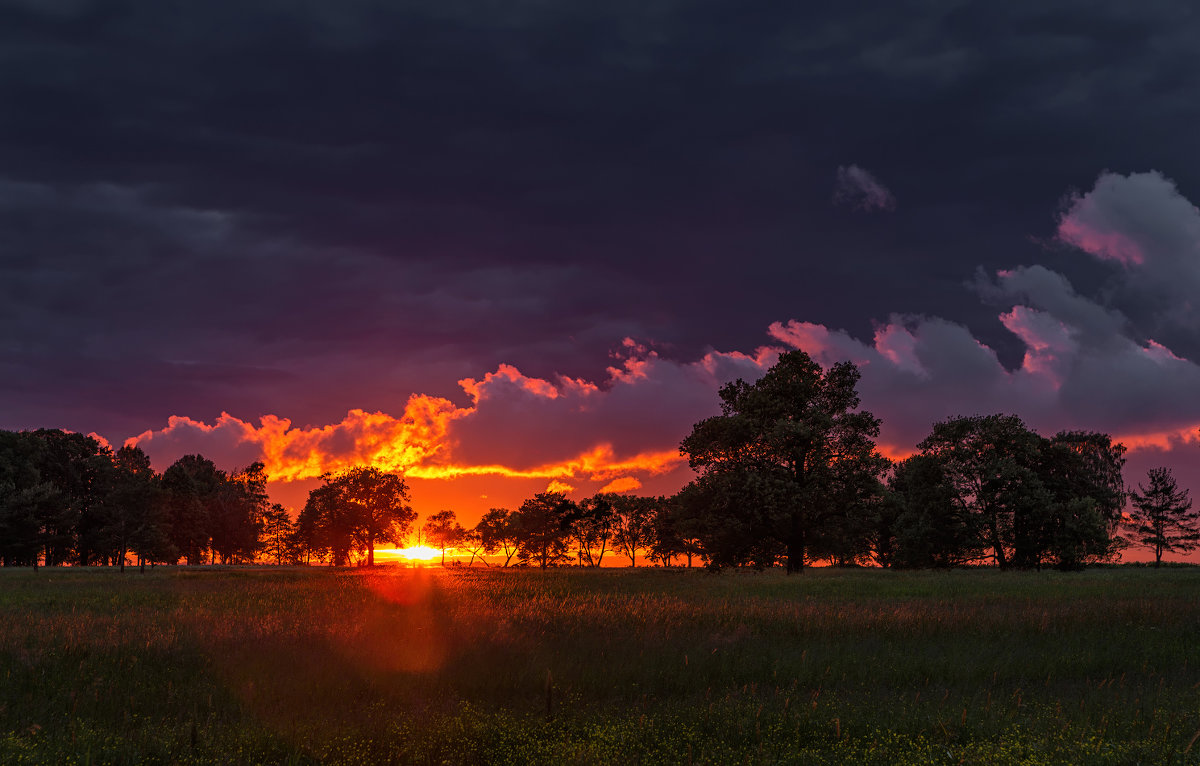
[2,0,1199,531]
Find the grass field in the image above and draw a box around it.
[1,565,1199,765]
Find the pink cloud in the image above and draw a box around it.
[998,306,1077,385]
[1058,216,1145,266]
[1058,171,1200,271]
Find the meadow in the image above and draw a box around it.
[1,565,1198,765]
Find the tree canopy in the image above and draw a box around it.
[297,467,415,566]
[679,350,888,572]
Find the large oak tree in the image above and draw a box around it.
[680,350,887,573]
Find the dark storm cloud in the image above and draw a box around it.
[2,0,1200,440]
[833,165,895,212]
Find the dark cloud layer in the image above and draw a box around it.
[3,0,1200,452]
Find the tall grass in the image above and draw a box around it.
[1,566,1198,764]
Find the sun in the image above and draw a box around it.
[392,545,441,562]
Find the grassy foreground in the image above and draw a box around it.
[1,566,1199,765]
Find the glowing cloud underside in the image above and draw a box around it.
[129,347,778,492]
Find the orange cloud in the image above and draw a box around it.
[599,476,641,494]
[129,395,468,482]
[1111,424,1200,453]
[127,341,751,499]
[545,479,575,495]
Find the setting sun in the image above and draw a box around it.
[390,545,442,562]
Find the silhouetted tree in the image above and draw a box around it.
[1127,467,1198,567]
[568,494,618,566]
[611,495,656,566]
[888,455,979,568]
[325,467,415,566]
[654,494,705,567]
[915,417,1125,570]
[208,462,268,564]
[422,509,465,566]
[680,350,886,572]
[476,508,518,566]
[295,486,343,564]
[460,527,490,566]
[260,503,294,564]
[917,415,1048,569]
[162,455,226,565]
[512,492,575,568]
[0,431,62,568]
[96,445,169,572]
[1032,432,1126,569]
[1035,432,1126,568]
[29,429,112,566]
[815,463,889,567]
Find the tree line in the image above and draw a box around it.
[2,351,1197,570]
[0,430,270,570]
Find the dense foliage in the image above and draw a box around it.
[0,430,267,569]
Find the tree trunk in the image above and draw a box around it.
[786,539,805,574]
[785,525,807,574]
[988,519,1008,570]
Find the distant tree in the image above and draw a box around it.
[612,495,656,567]
[459,527,490,566]
[680,350,887,572]
[325,467,416,567]
[0,430,62,568]
[422,509,465,566]
[816,465,889,567]
[888,455,979,568]
[1035,432,1126,568]
[476,508,519,566]
[917,415,1048,569]
[655,494,705,568]
[644,496,692,567]
[1127,467,1199,567]
[260,503,294,565]
[512,492,575,569]
[915,418,1125,570]
[29,429,113,566]
[675,472,784,570]
[296,483,342,564]
[568,494,618,567]
[162,455,226,565]
[96,445,169,572]
[648,496,682,566]
[210,462,269,564]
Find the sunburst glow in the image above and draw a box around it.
[393,545,442,561]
